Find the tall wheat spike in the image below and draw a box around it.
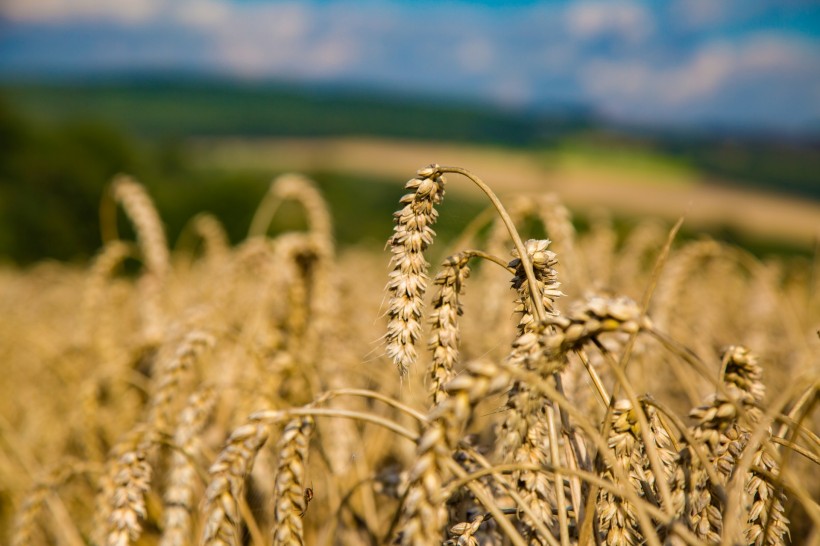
[385,165,447,377]
[110,175,170,345]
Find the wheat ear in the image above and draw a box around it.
[596,399,647,546]
[110,175,170,344]
[192,212,231,263]
[496,239,565,541]
[105,444,153,546]
[685,385,756,543]
[201,423,269,546]
[82,240,133,350]
[399,360,512,545]
[271,417,314,546]
[147,330,215,435]
[159,388,217,546]
[248,173,333,245]
[385,165,447,377]
[428,252,472,405]
[720,347,789,546]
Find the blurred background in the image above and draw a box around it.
[1,0,818,264]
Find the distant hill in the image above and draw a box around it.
[2,77,818,200]
[0,76,590,145]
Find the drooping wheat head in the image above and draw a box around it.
[110,175,170,345]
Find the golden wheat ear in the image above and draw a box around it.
[110,175,171,346]
[385,165,447,378]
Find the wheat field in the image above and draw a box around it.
[1,165,818,545]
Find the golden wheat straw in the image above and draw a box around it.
[4,165,818,546]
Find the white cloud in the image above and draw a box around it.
[1,0,817,131]
[584,35,817,104]
[565,1,653,44]
[490,76,534,108]
[579,33,820,126]
[670,0,729,29]
[206,3,311,77]
[454,37,495,74]
[200,2,372,79]
[171,0,231,30]
[1,0,162,25]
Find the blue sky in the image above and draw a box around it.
[1,0,819,134]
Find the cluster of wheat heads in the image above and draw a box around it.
[1,166,818,545]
